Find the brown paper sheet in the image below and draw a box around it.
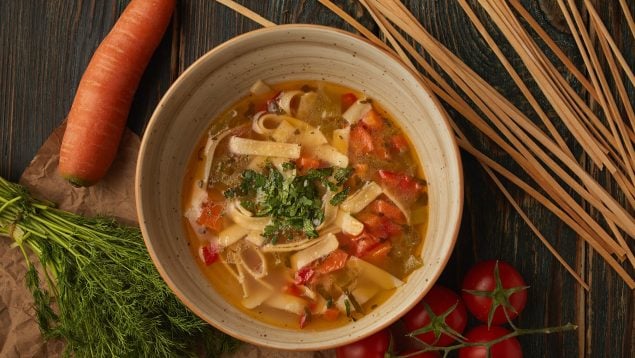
[0,124,331,357]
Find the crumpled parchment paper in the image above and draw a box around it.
[0,124,331,357]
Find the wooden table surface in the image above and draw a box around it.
[1,1,633,357]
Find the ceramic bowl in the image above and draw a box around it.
[136,24,463,350]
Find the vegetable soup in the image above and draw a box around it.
[182,80,429,329]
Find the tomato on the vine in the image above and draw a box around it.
[335,329,390,358]
[402,284,468,346]
[461,260,528,325]
[458,325,522,358]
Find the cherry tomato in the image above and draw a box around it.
[335,329,390,358]
[461,260,528,325]
[402,285,468,346]
[458,325,522,358]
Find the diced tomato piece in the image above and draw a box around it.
[378,170,425,205]
[365,241,392,261]
[350,124,374,156]
[294,266,316,285]
[341,92,358,111]
[323,307,341,321]
[376,217,403,239]
[373,141,391,160]
[199,243,219,265]
[354,163,369,177]
[360,109,384,131]
[357,211,382,227]
[359,212,403,239]
[196,201,225,232]
[370,199,406,224]
[296,156,321,173]
[315,249,349,275]
[390,134,409,153]
[350,231,381,257]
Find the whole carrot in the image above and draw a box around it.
[59,0,176,186]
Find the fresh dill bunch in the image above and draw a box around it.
[0,177,240,357]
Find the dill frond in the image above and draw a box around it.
[0,177,240,357]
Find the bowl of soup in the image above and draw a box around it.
[136,24,462,350]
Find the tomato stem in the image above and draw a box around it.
[398,323,577,357]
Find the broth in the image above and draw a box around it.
[182,80,428,330]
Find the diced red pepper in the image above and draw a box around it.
[350,231,381,257]
[370,199,406,224]
[323,307,341,321]
[365,241,392,262]
[390,134,409,153]
[350,124,374,156]
[359,212,403,240]
[199,243,219,266]
[315,249,349,275]
[294,266,316,285]
[341,92,358,111]
[360,109,384,131]
[378,170,425,206]
[197,201,225,232]
[296,156,322,173]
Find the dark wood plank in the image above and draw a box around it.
[583,1,635,357]
[177,0,370,73]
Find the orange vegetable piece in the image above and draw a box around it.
[59,0,176,186]
[323,307,341,321]
[315,249,349,274]
[360,109,384,131]
[349,231,381,257]
[364,241,392,264]
[390,134,409,153]
[350,124,374,156]
[296,156,321,173]
[370,199,407,224]
[197,201,225,232]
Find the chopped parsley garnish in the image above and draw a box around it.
[224,162,351,243]
[330,187,350,206]
[334,166,353,185]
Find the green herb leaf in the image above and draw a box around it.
[226,164,337,241]
[330,187,350,206]
[282,161,296,170]
[334,166,353,185]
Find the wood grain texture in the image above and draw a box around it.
[0,1,633,357]
[401,1,634,357]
